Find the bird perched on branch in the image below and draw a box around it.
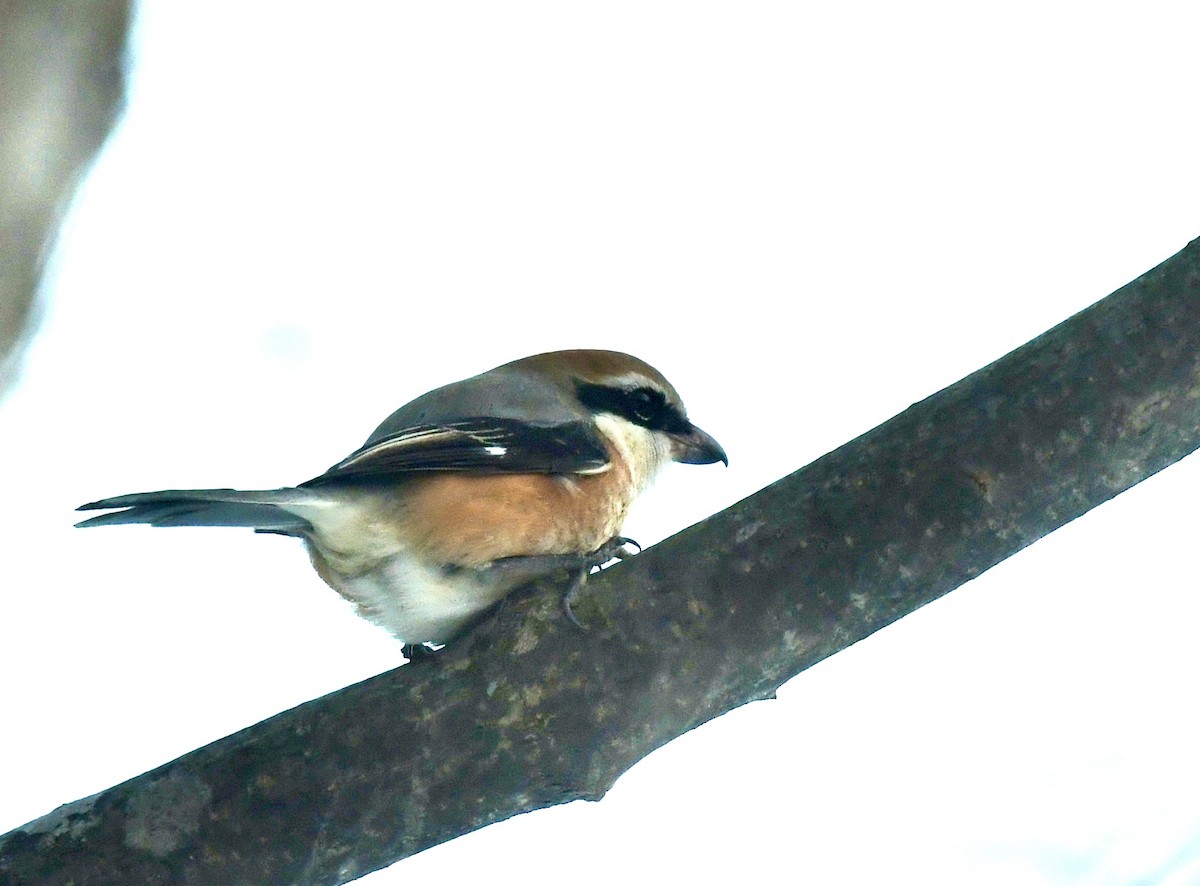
[77,350,727,653]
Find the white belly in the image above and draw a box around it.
[327,552,516,645]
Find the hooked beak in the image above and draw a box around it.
[670,423,728,466]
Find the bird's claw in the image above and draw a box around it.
[401,642,440,662]
[561,535,642,629]
[608,535,642,557]
[584,535,642,569]
[562,568,590,629]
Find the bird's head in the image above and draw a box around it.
[508,350,728,482]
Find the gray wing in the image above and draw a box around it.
[363,364,584,440]
[302,366,610,486]
[302,418,609,486]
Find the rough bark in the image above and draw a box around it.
[3,239,1198,885]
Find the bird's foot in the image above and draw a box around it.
[483,535,641,629]
[562,536,641,629]
[401,642,441,662]
[589,535,643,566]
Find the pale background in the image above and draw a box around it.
[2,3,1198,884]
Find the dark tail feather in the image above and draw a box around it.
[75,489,312,532]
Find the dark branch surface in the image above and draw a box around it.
[3,239,1199,884]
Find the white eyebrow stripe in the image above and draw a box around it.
[602,372,661,391]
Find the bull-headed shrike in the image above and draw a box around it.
[77,350,726,651]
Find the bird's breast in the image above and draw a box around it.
[399,460,635,567]
[302,457,639,644]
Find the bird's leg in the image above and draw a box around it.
[485,536,642,628]
[401,642,441,662]
[404,537,642,659]
[560,535,642,626]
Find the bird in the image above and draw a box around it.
[76,350,727,653]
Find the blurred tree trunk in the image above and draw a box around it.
[0,0,131,397]
[1,237,1198,885]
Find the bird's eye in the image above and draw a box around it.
[575,381,676,429]
[626,388,663,424]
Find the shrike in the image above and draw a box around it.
[77,350,726,651]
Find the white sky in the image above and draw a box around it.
[2,3,1198,884]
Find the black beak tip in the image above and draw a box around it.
[675,424,728,467]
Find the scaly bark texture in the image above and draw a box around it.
[3,239,1198,885]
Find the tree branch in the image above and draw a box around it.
[4,238,1199,885]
